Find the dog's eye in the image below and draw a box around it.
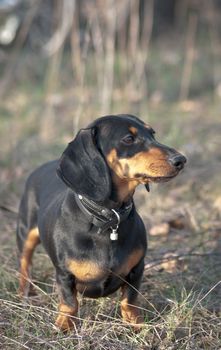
[122,135,135,145]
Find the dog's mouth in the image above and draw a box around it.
[147,174,178,183]
[135,172,179,184]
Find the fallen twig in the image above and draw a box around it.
[145,251,221,271]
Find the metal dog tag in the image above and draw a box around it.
[110,209,120,241]
[110,228,118,241]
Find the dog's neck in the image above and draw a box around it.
[67,172,138,210]
[109,172,139,205]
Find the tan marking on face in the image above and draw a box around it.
[125,147,174,178]
[19,227,40,297]
[106,147,177,202]
[129,126,138,135]
[117,248,144,276]
[106,149,134,201]
[67,259,106,282]
[106,147,175,180]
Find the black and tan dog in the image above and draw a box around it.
[17,114,186,331]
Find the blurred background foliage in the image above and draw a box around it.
[0,0,221,199]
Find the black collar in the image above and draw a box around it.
[74,193,133,237]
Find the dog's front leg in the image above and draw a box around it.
[55,270,78,332]
[120,259,144,328]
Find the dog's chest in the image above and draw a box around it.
[66,258,106,282]
[66,244,144,283]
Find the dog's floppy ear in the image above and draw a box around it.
[57,128,111,202]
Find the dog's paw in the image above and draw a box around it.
[121,304,145,331]
[55,314,76,332]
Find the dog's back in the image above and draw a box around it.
[17,160,65,252]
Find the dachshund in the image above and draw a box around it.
[17,114,186,331]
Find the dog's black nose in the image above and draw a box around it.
[169,154,186,170]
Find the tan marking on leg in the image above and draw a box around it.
[117,248,144,276]
[19,227,40,297]
[121,287,144,329]
[55,295,78,332]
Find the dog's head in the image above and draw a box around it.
[57,114,186,203]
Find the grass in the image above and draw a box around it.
[1,258,221,349]
[1,37,221,348]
